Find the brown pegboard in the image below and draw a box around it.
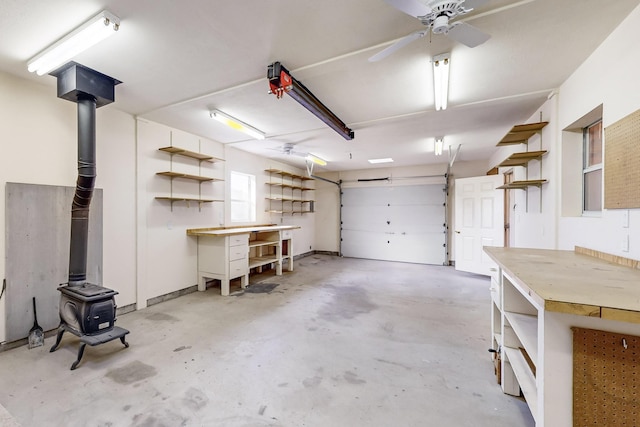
[604,109,640,209]
[573,327,640,426]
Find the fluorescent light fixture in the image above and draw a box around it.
[27,10,120,76]
[432,53,450,111]
[306,154,327,166]
[435,137,444,156]
[210,110,265,140]
[368,158,394,164]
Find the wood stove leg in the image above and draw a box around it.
[71,343,87,370]
[49,325,66,353]
[120,336,129,348]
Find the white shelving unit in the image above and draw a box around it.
[499,271,541,423]
[485,246,640,426]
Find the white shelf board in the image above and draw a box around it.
[249,240,279,248]
[249,256,278,269]
[504,311,538,362]
[503,346,538,422]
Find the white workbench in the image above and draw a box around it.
[187,225,299,295]
[484,246,640,426]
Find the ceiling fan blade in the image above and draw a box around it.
[383,0,431,17]
[368,30,428,62]
[461,0,489,10]
[446,22,490,48]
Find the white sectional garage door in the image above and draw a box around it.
[341,184,446,265]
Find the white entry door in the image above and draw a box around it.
[341,184,446,265]
[454,175,504,275]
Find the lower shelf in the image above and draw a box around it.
[503,346,538,421]
[249,255,279,269]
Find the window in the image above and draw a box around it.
[230,171,256,222]
[583,120,603,212]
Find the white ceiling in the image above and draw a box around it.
[1,0,639,171]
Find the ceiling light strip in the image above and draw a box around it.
[433,53,450,111]
[27,10,120,76]
[209,110,265,140]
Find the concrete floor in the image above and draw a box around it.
[0,255,534,427]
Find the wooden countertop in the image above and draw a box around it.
[187,225,300,237]
[484,247,640,323]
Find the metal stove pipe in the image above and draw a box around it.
[50,62,121,287]
[68,95,97,286]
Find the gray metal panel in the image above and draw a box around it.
[5,183,102,343]
[341,184,446,265]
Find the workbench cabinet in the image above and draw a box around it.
[484,246,640,427]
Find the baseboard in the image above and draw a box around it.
[146,285,198,307]
[116,303,137,316]
[311,250,339,256]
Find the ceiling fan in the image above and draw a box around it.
[270,143,327,166]
[271,142,307,157]
[369,0,491,62]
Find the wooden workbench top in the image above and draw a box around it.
[484,247,640,323]
[187,224,300,237]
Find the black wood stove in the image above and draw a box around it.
[47,63,129,370]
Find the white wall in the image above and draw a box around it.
[555,4,640,259]
[135,119,314,309]
[0,71,137,342]
[488,97,559,250]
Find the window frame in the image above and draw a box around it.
[230,170,256,223]
[582,119,603,215]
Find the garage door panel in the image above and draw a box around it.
[341,229,394,260]
[390,233,445,264]
[342,205,389,230]
[342,184,446,265]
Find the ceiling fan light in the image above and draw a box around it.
[432,15,449,34]
[209,109,265,140]
[432,53,450,111]
[27,10,120,76]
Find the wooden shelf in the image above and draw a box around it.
[266,182,314,191]
[504,312,538,362]
[266,197,314,203]
[155,197,223,207]
[503,347,538,422]
[265,169,315,215]
[497,122,549,146]
[265,168,313,181]
[497,179,547,190]
[158,146,224,162]
[498,150,547,167]
[156,171,223,182]
[265,210,313,214]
